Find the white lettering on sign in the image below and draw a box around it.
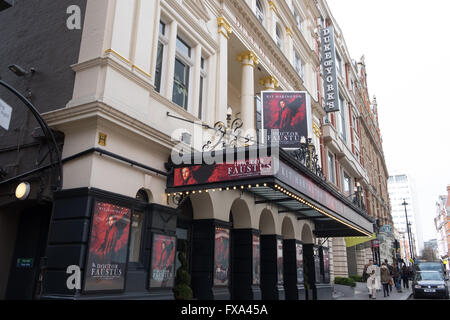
[320,26,339,113]
[0,99,12,131]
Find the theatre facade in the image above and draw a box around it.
[1,0,383,300]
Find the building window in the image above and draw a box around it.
[343,172,351,196]
[336,52,342,76]
[294,52,304,79]
[255,0,265,25]
[339,96,347,143]
[294,8,302,32]
[256,94,262,131]
[328,152,335,184]
[128,211,144,263]
[198,57,207,120]
[276,24,283,50]
[155,21,167,93]
[129,189,149,264]
[173,36,192,110]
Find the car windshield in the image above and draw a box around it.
[415,272,443,281]
[416,263,443,272]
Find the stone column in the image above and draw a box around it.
[356,244,367,276]
[259,76,279,91]
[260,235,285,300]
[216,17,232,124]
[331,237,349,278]
[237,51,258,142]
[230,229,261,300]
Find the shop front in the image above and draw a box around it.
[36,143,374,300]
[164,146,374,300]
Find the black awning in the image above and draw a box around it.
[166,146,374,237]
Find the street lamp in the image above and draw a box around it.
[401,199,414,262]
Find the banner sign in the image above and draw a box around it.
[371,239,380,248]
[262,91,311,149]
[380,224,393,236]
[149,234,176,288]
[172,156,273,187]
[321,26,340,113]
[252,234,260,285]
[275,161,374,234]
[296,243,304,284]
[314,247,321,283]
[214,227,230,286]
[277,239,284,285]
[84,202,131,292]
[322,247,330,283]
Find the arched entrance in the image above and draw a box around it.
[301,223,314,244]
[175,197,194,286]
[229,198,257,299]
[258,209,285,300]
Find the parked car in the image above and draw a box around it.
[413,271,449,299]
[414,261,448,281]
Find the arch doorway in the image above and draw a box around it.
[229,198,253,300]
[175,198,194,291]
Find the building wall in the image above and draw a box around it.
[37,0,379,294]
[388,172,420,258]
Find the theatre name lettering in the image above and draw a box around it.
[321,26,339,113]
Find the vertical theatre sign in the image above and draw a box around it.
[84,202,131,292]
[321,26,340,113]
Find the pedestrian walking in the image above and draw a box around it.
[362,262,369,282]
[385,259,393,292]
[374,262,382,292]
[401,264,409,289]
[380,262,391,297]
[392,262,402,293]
[366,259,377,299]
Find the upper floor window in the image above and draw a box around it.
[276,24,283,50]
[155,21,167,93]
[294,52,304,79]
[173,36,192,110]
[255,0,265,25]
[328,152,336,184]
[339,95,347,143]
[336,53,343,77]
[294,8,302,31]
[343,172,351,196]
[198,57,207,120]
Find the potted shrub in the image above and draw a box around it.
[173,240,193,300]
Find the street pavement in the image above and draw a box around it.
[333,281,412,300]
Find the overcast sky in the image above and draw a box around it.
[327,0,450,243]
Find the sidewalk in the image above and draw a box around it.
[333,281,412,300]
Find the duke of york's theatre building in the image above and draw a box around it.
[25,0,383,300]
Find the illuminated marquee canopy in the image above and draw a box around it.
[166,147,375,237]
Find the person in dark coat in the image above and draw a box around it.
[380,262,391,297]
[384,259,393,292]
[401,264,410,289]
[392,262,402,293]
